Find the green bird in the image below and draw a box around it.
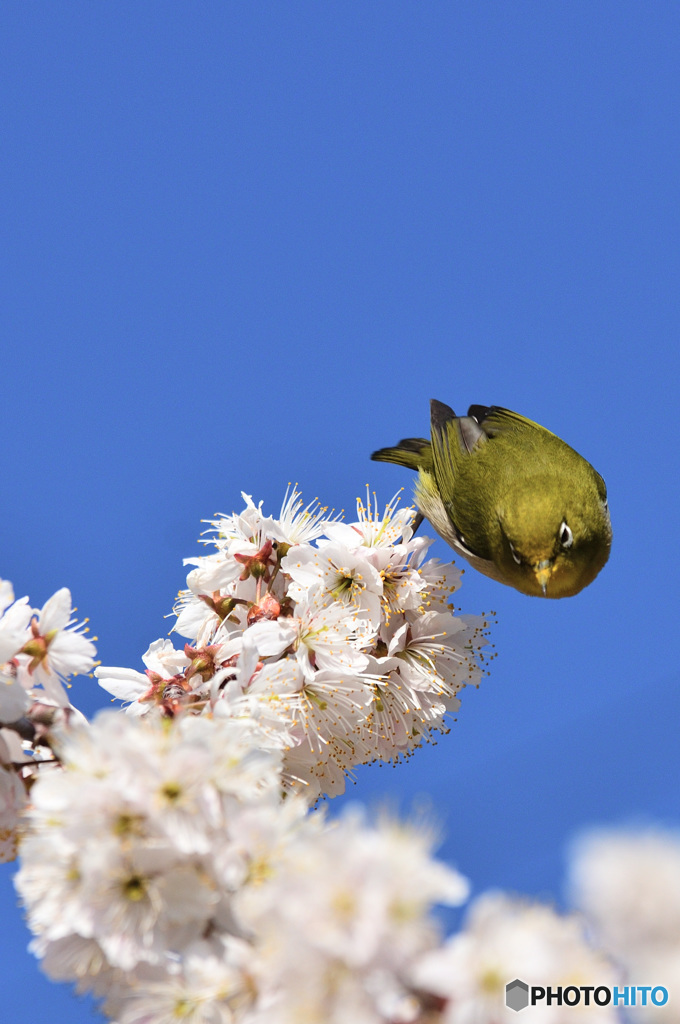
[371,400,612,598]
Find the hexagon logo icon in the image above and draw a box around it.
[506,979,529,1012]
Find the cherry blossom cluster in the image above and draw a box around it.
[96,488,492,801]
[0,580,97,861]
[8,488,678,1024]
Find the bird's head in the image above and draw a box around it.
[495,477,611,598]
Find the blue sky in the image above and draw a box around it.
[1,3,679,1018]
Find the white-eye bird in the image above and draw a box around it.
[371,400,612,598]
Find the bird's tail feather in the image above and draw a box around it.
[371,437,432,472]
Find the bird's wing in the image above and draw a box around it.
[467,405,558,439]
[430,399,488,507]
[370,437,432,471]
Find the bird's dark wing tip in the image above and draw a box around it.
[430,399,456,426]
[467,404,492,424]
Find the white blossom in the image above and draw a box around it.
[262,484,338,546]
[13,587,97,706]
[282,541,384,625]
[97,638,192,714]
[324,490,416,550]
[0,586,33,664]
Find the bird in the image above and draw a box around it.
[371,400,612,598]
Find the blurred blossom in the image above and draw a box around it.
[571,828,680,957]
[413,892,619,1023]
[241,808,469,1024]
[16,710,469,1023]
[0,759,28,862]
[570,828,680,1020]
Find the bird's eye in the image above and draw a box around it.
[559,521,573,549]
[508,540,522,565]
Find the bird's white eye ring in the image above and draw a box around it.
[559,521,573,549]
[508,540,522,565]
